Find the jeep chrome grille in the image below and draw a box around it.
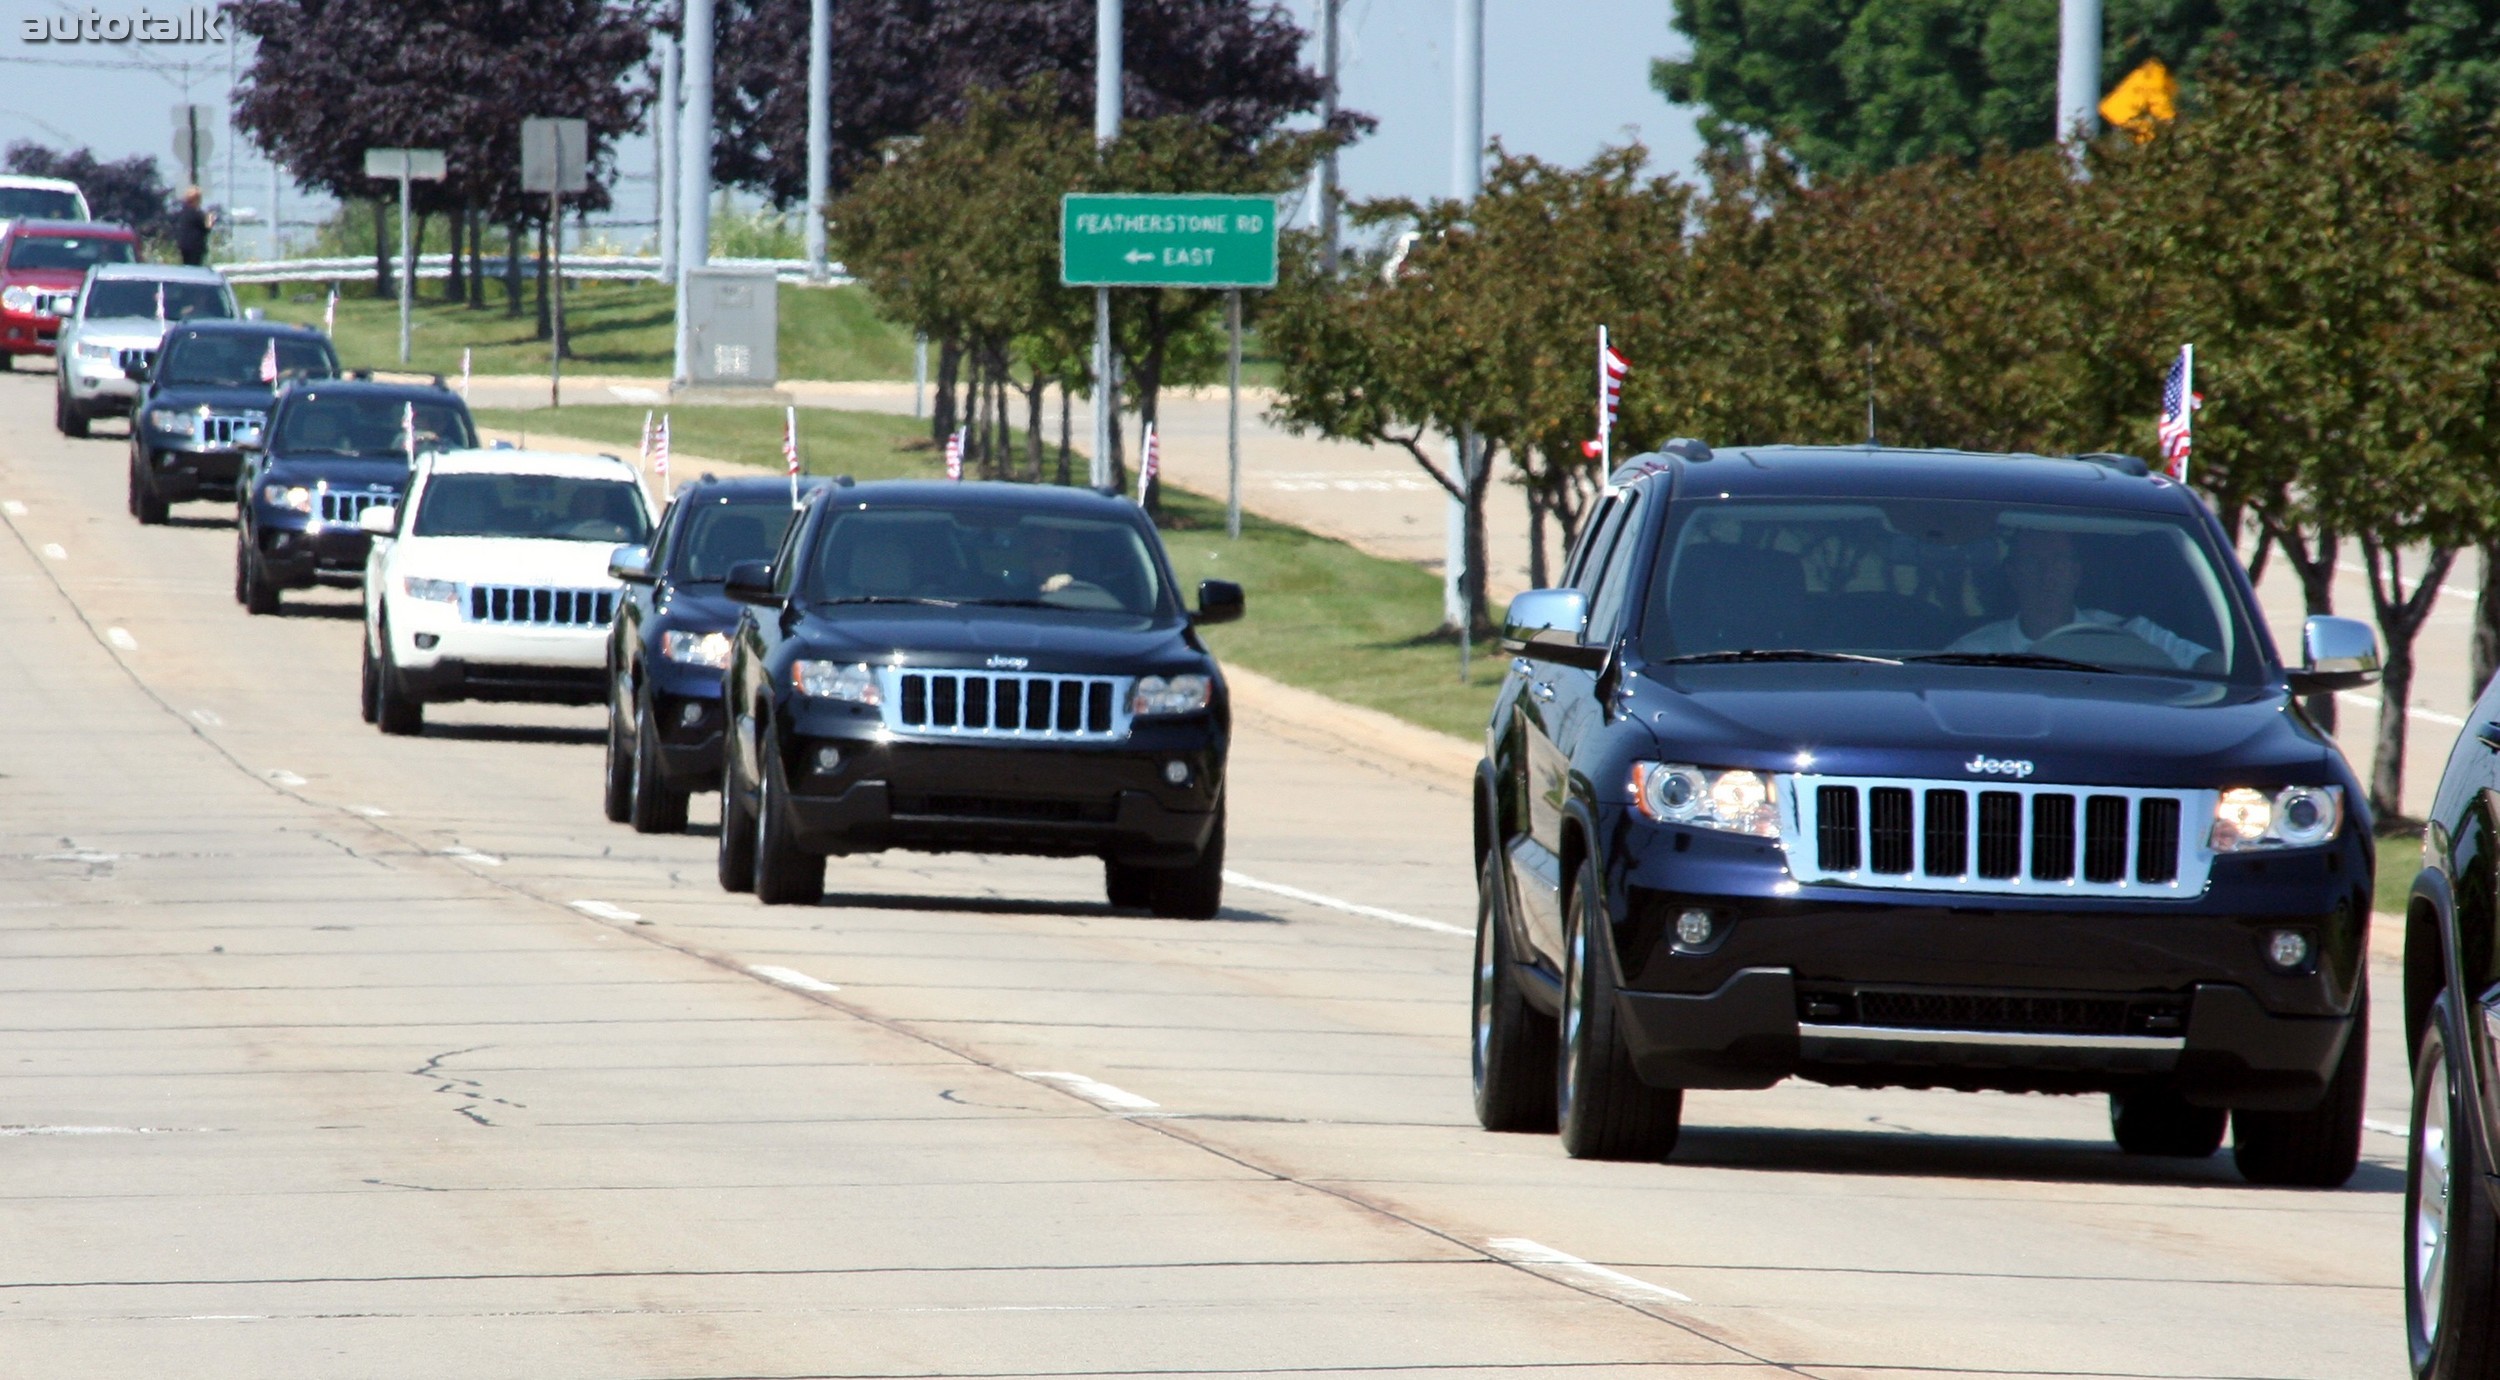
[201,410,266,448]
[877,668,1129,741]
[115,346,156,376]
[316,485,389,524]
[464,585,616,627]
[1785,775,2209,897]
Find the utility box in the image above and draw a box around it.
[684,266,778,388]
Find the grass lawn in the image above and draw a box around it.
[2374,828,2421,917]
[476,402,1498,740]
[248,280,915,382]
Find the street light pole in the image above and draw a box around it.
[804,0,830,281]
[2056,0,2102,144]
[674,0,717,385]
[657,36,678,283]
[1445,0,1483,642]
[1319,0,1340,273]
[1091,0,1121,490]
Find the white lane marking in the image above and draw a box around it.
[2366,1118,2411,1141]
[1,500,24,517]
[1022,1071,1160,1111]
[440,846,503,865]
[1222,870,1470,937]
[2337,691,2467,729]
[104,626,137,651]
[179,1315,266,1322]
[348,805,389,818]
[39,849,119,863]
[0,1125,189,1136]
[1486,1238,1693,1305]
[569,899,641,922]
[40,542,65,561]
[189,707,222,727]
[748,963,838,993]
[264,769,306,787]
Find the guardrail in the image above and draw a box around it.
[217,254,852,287]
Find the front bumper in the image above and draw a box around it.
[387,599,610,704]
[145,445,247,501]
[773,709,1224,864]
[64,361,138,408]
[1,311,59,355]
[257,518,376,586]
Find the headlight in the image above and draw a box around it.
[401,577,458,603]
[74,341,112,361]
[148,407,198,437]
[261,483,312,513]
[1,286,33,313]
[1129,673,1211,716]
[662,630,733,668]
[2210,785,2342,851]
[1630,762,1781,837]
[792,660,880,704]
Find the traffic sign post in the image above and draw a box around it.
[363,148,446,365]
[1062,194,1277,531]
[521,118,590,405]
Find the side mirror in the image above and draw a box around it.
[356,504,396,536]
[243,307,265,321]
[2289,614,2380,694]
[1501,588,1608,669]
[1194,578,1244,625]
[609,544,653,583]
[724,559,777,606]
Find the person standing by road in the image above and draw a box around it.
[172,187,215,266]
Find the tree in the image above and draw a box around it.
[230,0,654,320]
[2,142,173,240]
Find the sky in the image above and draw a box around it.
[0,0,1700,255]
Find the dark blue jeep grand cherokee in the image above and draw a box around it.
[1475,443,2382,1186]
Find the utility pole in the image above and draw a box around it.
[1091,0,1121,490]
[1445,0,1483,641]
[674,0,717,385]
[1319,0,1340,273]
[804,0,830,281]
[2056,0,2102,144]
[657,36,678,282]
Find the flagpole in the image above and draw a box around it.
[1597,324,1610,471]
[786,405,800,509]
[2180,342,2194,484]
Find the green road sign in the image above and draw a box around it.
[1061,194,1279,288]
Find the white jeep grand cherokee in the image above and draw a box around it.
[359,448,654,735]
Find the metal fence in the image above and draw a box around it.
[217,254,852,288]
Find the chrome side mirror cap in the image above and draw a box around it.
[1501,588,1607,669]
[2289,614,2379,694]
[608,543,653,583]
[356,504,397,536]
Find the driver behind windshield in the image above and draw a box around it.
[1949,527,2216,671]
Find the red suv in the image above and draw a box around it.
[0,220,140,369]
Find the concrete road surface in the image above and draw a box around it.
[1,374,2410,1377]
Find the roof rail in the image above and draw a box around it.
[1662,436,1713,463]
[2071,451,2151,477]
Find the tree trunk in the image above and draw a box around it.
[1024,373,1045,483]
[1056,382,1071,487]
[2363,540,2459,822]
[372,196,392,299]
[1135,295,1168,519]
[2265,519,2341,733]
[932,338,961,443]
[467,208,486,310]
[503,220,523,317]
[2474,542,2500,701]
[1462,440,1494,637]
[1526,483,1550,589]
[445,204,464,302]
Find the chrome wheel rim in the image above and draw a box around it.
[1471,880,1496,1089]
[2415,1036,2455,1341]
[1559,901,1587,1117]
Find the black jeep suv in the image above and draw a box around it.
[236,376,475,613]
[716,480,1243,914]
[604,473,826,833]
[127,320,337,523]
[1476,443,2381,1186]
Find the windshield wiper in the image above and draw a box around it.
[1655,649,1903,666]
[816,595,960,608]
[1905,652,2115,674]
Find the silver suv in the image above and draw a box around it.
[55,262,235,437]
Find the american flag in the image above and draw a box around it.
[1594,325,1630,467]
[782,405,802,508]
[944,426,966,481]
[258,337,279,384]
[1138,422,1160,501]
[400,401,417,464]
[154,282,165,322]
[323,284,337,337]
[459,347,471,400]
[653,413,672,498]
[2157,344,2200,482]
[637,409,654,466]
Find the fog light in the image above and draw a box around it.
[813,744,843,774]
[2266,929,2312,971]
[1675,908,1714,947]
[678,701,703,727]
[1162,759,1190,785]
[412,632,438,650]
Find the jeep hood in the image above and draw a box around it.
[73,317,174,347]
[794,606,1202,675]
[1636,663,2339,790]
[395,537,623,588]
[145,383,276,413]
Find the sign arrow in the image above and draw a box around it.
[1123,249,1155,264]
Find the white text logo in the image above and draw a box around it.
[22,7,230,43]
[1965,754,2035,778]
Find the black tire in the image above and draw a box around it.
[240,538,280,615]
[1556,853,1682,1161]
[358,632,380,724]
[629,697,690,834]
[1143,805,1224,919]
[130,456,167,525]
[2232,978,2367,1187]
[233,530,249,604]
[1473,848,1558,1133]
[373,618,423,736]
[1104,860,1152,908]
[752,744,825,905]
[2409,992,2500,1378]
[601,675,635,824]
[55,387,88,438]
[2110,1087,2228,1157]
[717,719,759,894]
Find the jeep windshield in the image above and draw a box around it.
[805,506,1169,619]
[1638,497,2258,680]
[7,234,133,271]
[670,499,800,583]
[86,279,230,321]
[271,394,474,457]
[160,331,335,386]
[0,188,82,221]
[414,473,650,543]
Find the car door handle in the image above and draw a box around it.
[1512,657,1533,677]
[1530,680,1556,703]
[2480,721,2500,751]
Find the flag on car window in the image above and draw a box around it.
[154,282,165,322]
[400,402,416,465]
[323,284,337,337]
[2157,344,2201,483]
[1138,422,1160,502]
[637,409,653,467]
[459,347,470,400]
[258,337,278,384]
[654,413,672,497]
[782,405,802,509]
[1595,325,1629,465]
[944,426,966,481]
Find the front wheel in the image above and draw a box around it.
[130,455,167,524]
[1473,848,1557,1132]
[630,697,690,834]
[1143,806,1224,920]
[716,717,759,894]
[2409,992,2500,1377]
[601,675,634,824]
[372,617,423,736]
[358,629,380,724]
[240,537,280,615]
[2232,980,2366,1187]
[2110,1088,2227,1157]
[1556,853,1682,1161]
[752,744,825,905]
[55,386,88,438]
